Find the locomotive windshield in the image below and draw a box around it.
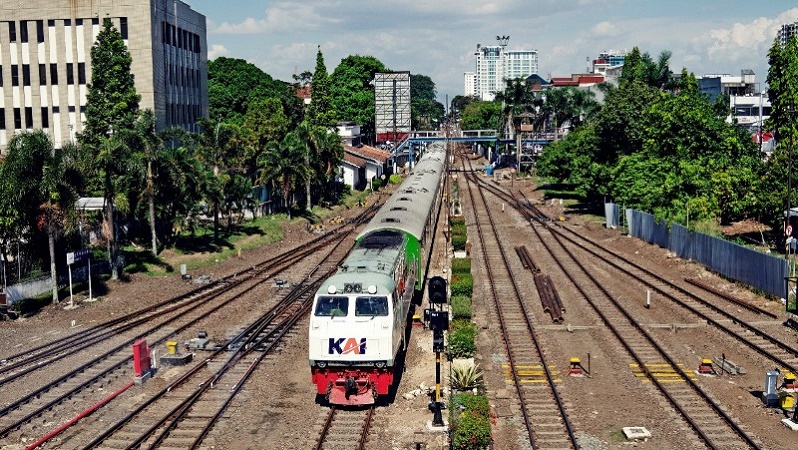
[355,296,389,316]
[357,230,404,250]
[314,296,349,317]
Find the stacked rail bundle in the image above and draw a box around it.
[533,274,565,323]
[516,245,566,322]
[514,245,539,273]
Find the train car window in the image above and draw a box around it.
[355,296,389,316]
[315,296,349,317]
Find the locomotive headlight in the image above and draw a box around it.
[375,361,386,369]
[317,361,327,369]
[367,285,377,294]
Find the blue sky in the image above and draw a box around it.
[184,0,798,104]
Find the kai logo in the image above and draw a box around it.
[328,338,367,355]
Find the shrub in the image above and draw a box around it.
[452,234,467,251]
[450,295,472,320]
[450,361,484,392]
[450,272,473,298]
[451,257,471,275]
[389,174,403,184]
[450,216,466,227]
[371,177,382,190]
[448,320,477,358]
[449,393,492,450]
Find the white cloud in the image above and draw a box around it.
[212,2,342,34]
[699,8,798,63]
[207,44,229,59]
[592,21,620,37]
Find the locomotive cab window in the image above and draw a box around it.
[355,296,388,316]
[315,296,349,317]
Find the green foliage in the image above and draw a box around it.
[451,234,467,251]
[388,174,403,184]
[460,101,501,130]
[451,257,471,275]
[538,45,766,226]
[450,295,472,320]
[328,55,388,137]
[307,47,336,128]
[411,74,445,130]
[208,57,302,127]
[448,319,477,358]
[81,18,140,150]
[449,361,484,392]
[449,393,492,450]
[371,177,382,190]
[451,271,473,298]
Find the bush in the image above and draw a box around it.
[448,320,477,358]
[452,234,467,251]
[450,216,466,227]
[371,177,382,190]
[449,393,492,450]
[451,257,471,275]
[389,174,403,184]
[450,272,473,298]
[451,295,472,320]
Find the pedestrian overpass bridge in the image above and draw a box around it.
[390,129,554,161]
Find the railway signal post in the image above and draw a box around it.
[426,276,449,427]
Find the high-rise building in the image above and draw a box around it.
[779,19,798,46]
[0,0,208,153]
[464,38,539,101]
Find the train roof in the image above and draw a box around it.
[357,143,446,241]
[317,244,401,296]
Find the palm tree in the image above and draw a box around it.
[296,121,343,211]
[257,131,312,219]
[125,110,162,256]
[2,131,83,303]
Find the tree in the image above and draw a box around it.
[127,110,162,256]
[306,47,336,128]
[0,131,82,303]
[196,120,238,242]
[450,95,478,123]
[619,47,674,90]
[240,98,290,176]
[411,74,445,130]
[257,131,312,219]
[459,101,501,130]
[208,57,303,127]
[79,17,140,280]
[296,121,343,211]
[764,35,798,230]
[329,55,389,140]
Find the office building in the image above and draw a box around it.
[0,0,208,153]
[465,37,539,101]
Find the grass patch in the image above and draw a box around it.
[124,214,289,276]
[450,295,472,320]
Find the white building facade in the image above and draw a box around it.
[466,40,539,101]
[0,0,208,153]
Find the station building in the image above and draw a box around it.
[0,0,208,153]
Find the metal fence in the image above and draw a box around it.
[5,260,111,306]
[617,206,787,298]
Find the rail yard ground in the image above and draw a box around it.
[1,157,796,449]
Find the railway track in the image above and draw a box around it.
[314,406,375,450]
[472,176,766,448]
[460,155,579,449]
[0,205,382,447]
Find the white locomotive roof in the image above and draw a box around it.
[316,239,403,296]
[357,143,446,241]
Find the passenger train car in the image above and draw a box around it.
[309,142,446,405]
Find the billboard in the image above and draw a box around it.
[374,72,411,143]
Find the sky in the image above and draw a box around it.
[183,0,798,104]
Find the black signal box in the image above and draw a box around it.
[428,276,447,304]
